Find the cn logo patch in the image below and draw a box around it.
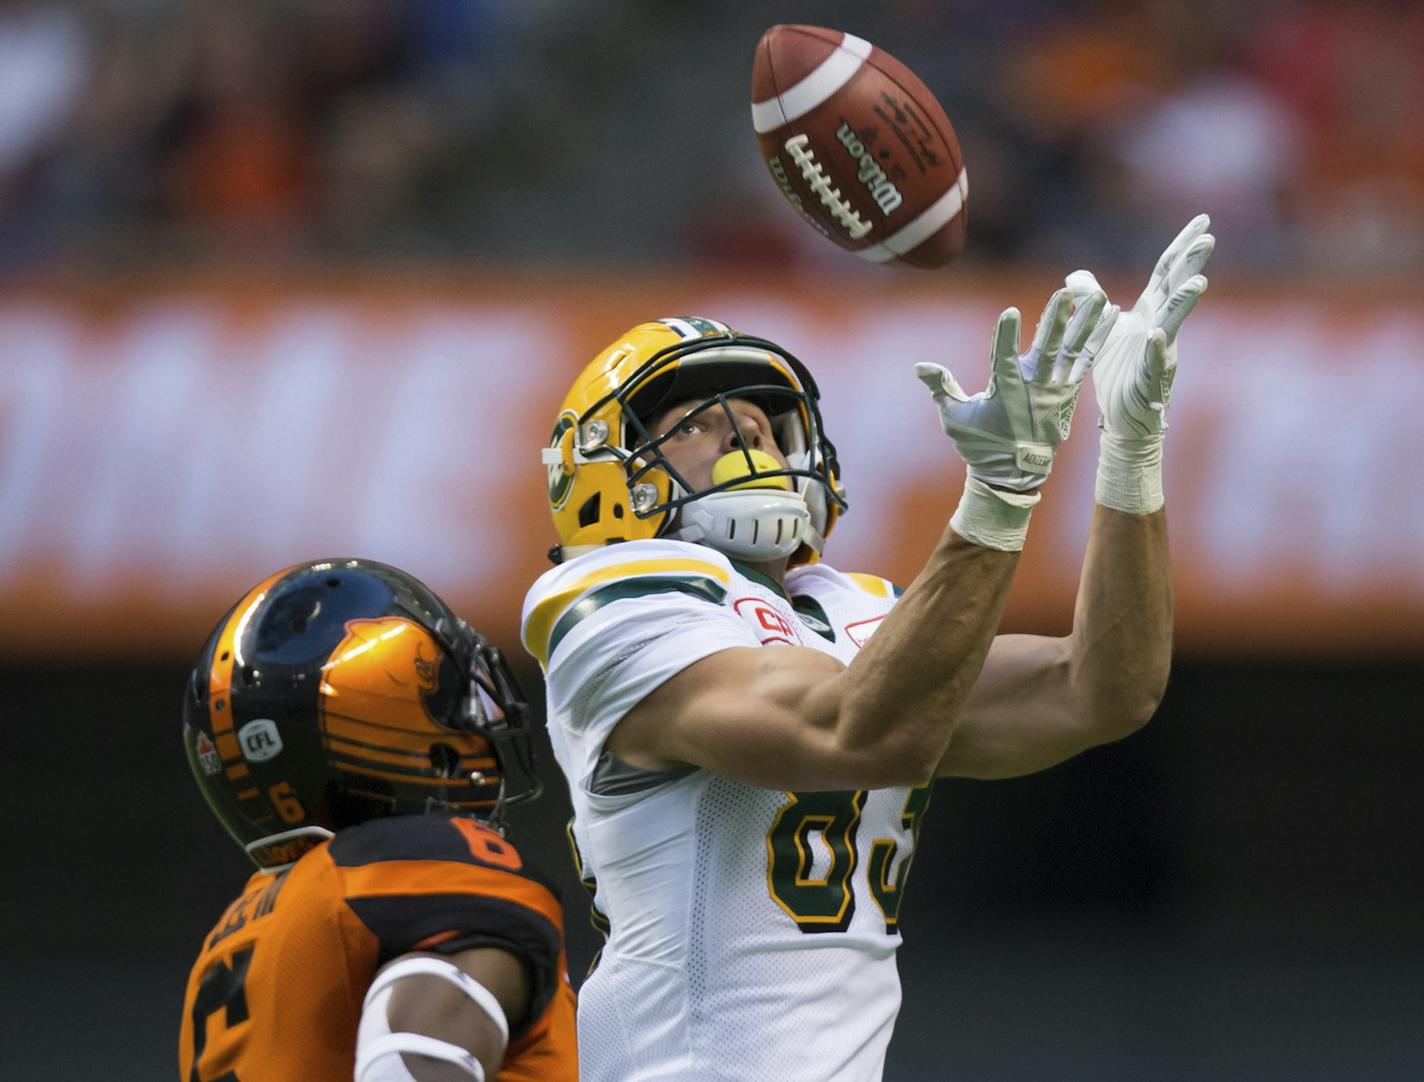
[238,719,283,762]
[734,597,801,645]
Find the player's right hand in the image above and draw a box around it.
[915,287,1117,491]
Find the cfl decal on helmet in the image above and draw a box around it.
[238,719,283,762]
[544,318,847,564]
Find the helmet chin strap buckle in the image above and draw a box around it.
[674,489,812,561]
[460,771,510,835]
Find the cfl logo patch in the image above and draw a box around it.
[238,719,283,762]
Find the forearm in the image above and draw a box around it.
[619,282,1117,788]
[361,948,526,1082]
[935,505,1170,781]
[818,518,1021,772]
[1067,503,1173,733]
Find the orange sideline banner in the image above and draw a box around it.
[2,274,1421,660]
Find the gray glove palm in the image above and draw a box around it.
[915,287,1117,492]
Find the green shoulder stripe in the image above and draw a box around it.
[730,559,789,601]
[548,576,727,659]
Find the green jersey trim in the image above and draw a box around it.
[547,575,728,658]
[729,559,791,601]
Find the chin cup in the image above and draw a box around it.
[674,488,813,561]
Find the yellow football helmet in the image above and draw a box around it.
[543,317,847,563]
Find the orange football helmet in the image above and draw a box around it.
[182,558,538,869]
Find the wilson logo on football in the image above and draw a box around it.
[834,122,902,214]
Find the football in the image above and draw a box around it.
[751,24,968,269]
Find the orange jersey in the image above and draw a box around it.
[179,814,578,1081]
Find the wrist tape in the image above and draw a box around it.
[355,956,510,1082]
[1096,432,1164,515]
[951,475,1040,552]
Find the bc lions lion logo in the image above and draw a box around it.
[319,617,445,752]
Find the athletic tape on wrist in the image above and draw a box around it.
[354,955,510,1082]
[950,475,1040,552]
[1096,432,1164,515]
[364,956,510,1046]
[355,1031,486,1082]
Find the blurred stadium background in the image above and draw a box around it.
[2,0,1421,1078]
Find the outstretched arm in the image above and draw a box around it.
[609,289,1115,792]
[938,504,1171,779]
[611,523,1022,791]
[939,215,1214,780]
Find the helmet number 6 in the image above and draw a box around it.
[268,782,304,824]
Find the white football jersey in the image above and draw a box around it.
[522,539,932,1082]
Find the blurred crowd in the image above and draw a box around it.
[0,0,1419,276]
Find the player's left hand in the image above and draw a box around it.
[1065,213,1213,440]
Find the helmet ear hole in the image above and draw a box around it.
[578,493,601,528]
[429,742,461,778]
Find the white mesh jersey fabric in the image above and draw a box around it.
[525,544,927,1082]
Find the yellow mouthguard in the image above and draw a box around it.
[711,449,791,491]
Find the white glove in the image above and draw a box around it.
[1065,213,1214,514]
[915,287,1118,550]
